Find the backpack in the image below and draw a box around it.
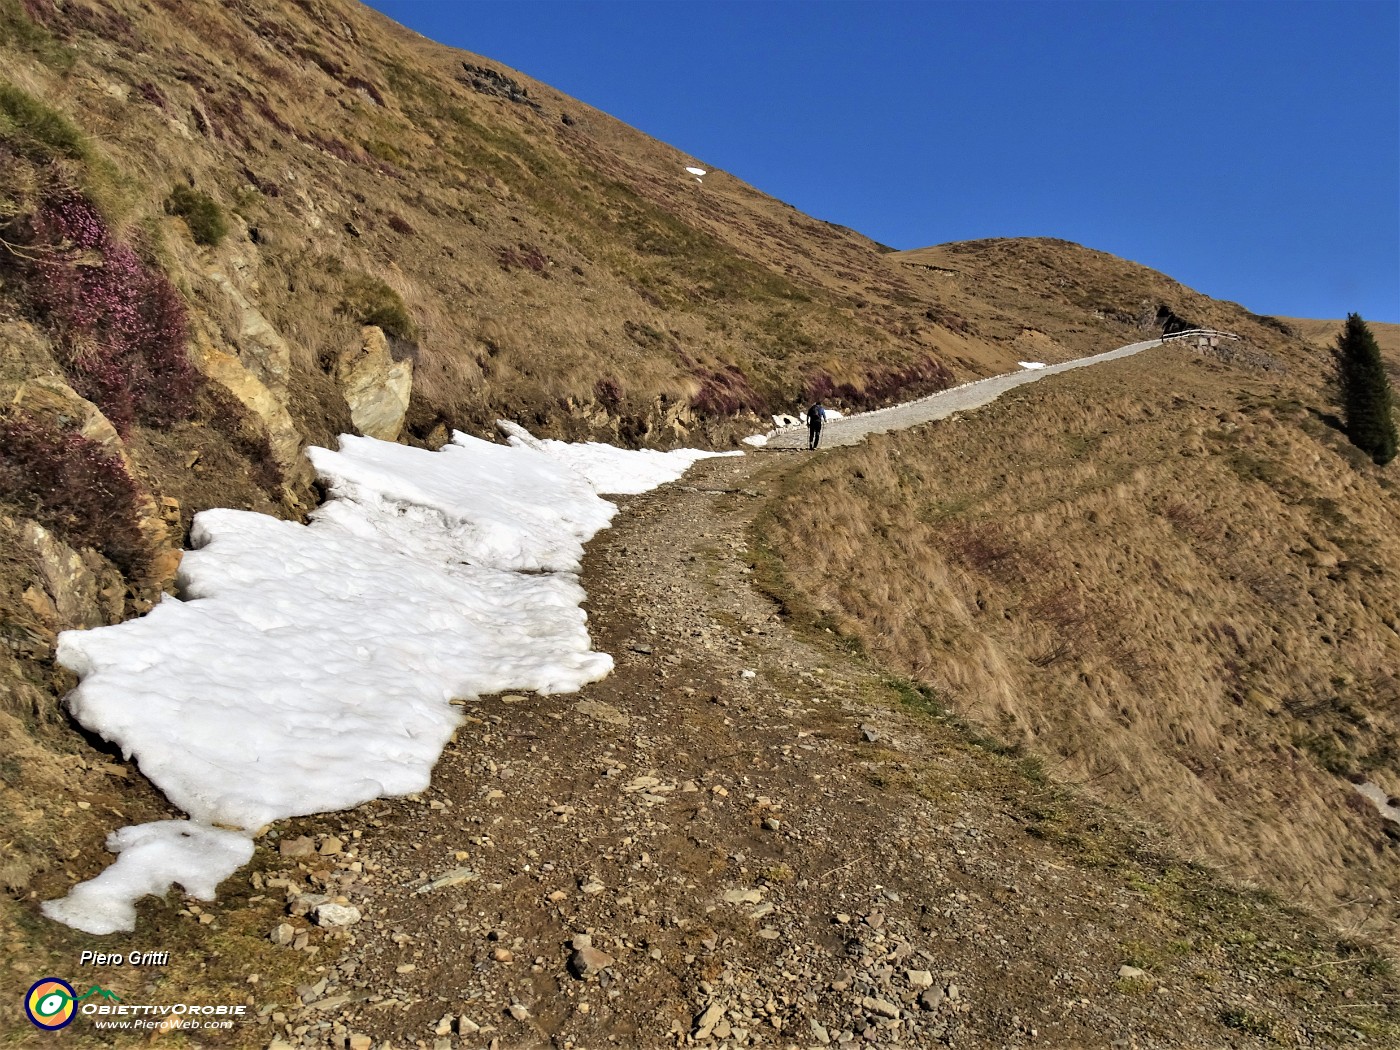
[808,404,824,425]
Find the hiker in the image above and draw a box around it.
[806,401,826,450]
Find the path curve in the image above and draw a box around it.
[765,336,1167,450]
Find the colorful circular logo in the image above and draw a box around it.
[25,978,76,1030]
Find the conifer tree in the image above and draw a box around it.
[1336,313,1397,465]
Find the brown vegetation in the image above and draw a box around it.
[758,338,1400,946]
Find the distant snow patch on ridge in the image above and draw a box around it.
[44,424,732,934]
[685,165,707,176]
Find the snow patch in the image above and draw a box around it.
[741,434,769,447]
[685,166,707,176]
[44,425,731,933]
[1018,361,1047,370]
[1353,781,1400,824]
[41,823,253,936]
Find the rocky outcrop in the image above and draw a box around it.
[191,333,314,490]
[11,375,127,455]
[458,62,540,109]
[193,269,313,491]
[334,326,413,441]
[206,271,293,391]
[11,378,182,593]
[13,519,126,641]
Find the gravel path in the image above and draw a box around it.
[764,337,1165,450]
[247,447,1361,1050]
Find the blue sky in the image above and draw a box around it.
[365,1,1399,323]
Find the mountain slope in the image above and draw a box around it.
[2,0,1397,1043]
[758,279,1400,943]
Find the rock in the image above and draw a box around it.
[574,699,629,726]
[279,836,316,858]
[946,983,961,1001]
[11,379,183,590]
[810,1019,831,1045]
[492,947,513,963]
[507,1002,531,1021]
[722,888,764,905]
[206,270,292,389]
[270,922,296,945]
[312,903,361,928]
[862,996,900,1019]
[906,969,934,989]
[11,520,123,639]
[919,987,944,1011]
[318,836,344,855]
[434,1013,454,1036]
[190,335,309,490]
[694,1002,725,1038]
[570,933,592,949]
[347,1035,371,1050]
[568,946,614,979]
[457,1015,479,1034]
[1118,965,1147,980]
[12,375,125,453]
[288,892,329,918]
[335,326,412,441]
[415,866,479,893]
[861,723,882,742]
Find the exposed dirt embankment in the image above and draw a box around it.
[758,341,1400,945]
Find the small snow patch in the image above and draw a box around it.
[685,166,707,176]
[1353,781,1400,824]
[1018,361,1047,370]
[741,434,768,447]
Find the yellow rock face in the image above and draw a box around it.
[335,325,413,442]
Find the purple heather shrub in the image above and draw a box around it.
[0,413,146,574]
[27,190,200,433]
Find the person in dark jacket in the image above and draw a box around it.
[806,402,826,450]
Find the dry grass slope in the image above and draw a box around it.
[758,334,1400,947]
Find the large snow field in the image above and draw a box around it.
[43,426,733,935]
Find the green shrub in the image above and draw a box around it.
[0,2,75,71]
[0,81,86,160]
[165,183,228,247]
[338,273,416,341]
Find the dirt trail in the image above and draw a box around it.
[255,448,1360,1050]
[766,339,1165,449]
